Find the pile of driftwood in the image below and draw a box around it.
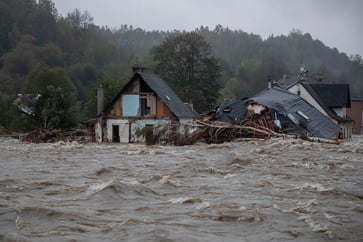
[192,119,340,145]
[194,119,286,143]
[22,128,92,143]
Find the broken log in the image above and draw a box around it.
[300,135,341,145]
[193,120,341,145]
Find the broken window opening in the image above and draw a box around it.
[140,97,150,116]
[273,112,281,129]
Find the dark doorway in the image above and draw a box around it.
[112,125,120,142]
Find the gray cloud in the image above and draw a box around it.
[52,0,363,56]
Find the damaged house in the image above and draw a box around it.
[96,67,196,143]
[207,85,341,140]
[278,68,353,138]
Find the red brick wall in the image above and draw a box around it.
[347,100,363,134]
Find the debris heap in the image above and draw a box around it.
[22,128,92,143]
[190,86,342,145]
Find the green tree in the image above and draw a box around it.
[84,78,127,118]
[0,1,13,54]
[25,64,79,129]
[151,32,221,112]
[68,63,98,104]
[35,43,65,67]
[23,0,58,45]
[0,92,16,129]
[1,36,65,94]
[66,9,94,30]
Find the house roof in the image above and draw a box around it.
[305,83,351,108]
[213,99,249,123]
[278,73,352,122]
[277,75,301,89]
[102,71,195,119]
[137,72,195,119]
[250,86,341,139]
[300,82,351,122]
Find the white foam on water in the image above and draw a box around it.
[51,141,83,148]
[297,214,327,232]
[297,198,320,207]
[168,196,201,204]
[86,179,119,195]
[239,206,247,211]
[223,173,237,179]
[340,163,355,169]
[295,183,333,192]
[196,202,210,210]
[159,175,183,186]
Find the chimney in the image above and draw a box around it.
[132,64,147,73]
[97,85,104,116]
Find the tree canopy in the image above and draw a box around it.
[25,64,78,129]
[151,32,221,112]
[0,1,362,132]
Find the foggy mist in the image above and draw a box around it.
[52,0,363,57]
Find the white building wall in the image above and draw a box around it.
[106,119,129,142]
[332,107,346,118]
[103,118,194,143]
[95,122,102,143]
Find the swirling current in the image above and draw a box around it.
[0,136,362,241]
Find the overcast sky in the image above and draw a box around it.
[52,0,363,57]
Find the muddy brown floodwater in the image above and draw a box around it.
[0,136,362,241]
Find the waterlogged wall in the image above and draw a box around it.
[0,136,362,241]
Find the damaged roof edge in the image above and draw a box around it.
[250,86,341,139]
[212,86,341,139]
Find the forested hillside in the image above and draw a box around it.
[0,0,362,131]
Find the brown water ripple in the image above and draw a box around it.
[0,136,362,241]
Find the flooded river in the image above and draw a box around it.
[0,136,362,241]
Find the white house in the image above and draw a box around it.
[278,70,353,139]
[96,67,196,143]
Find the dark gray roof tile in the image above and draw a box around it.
[137,72,196,119]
